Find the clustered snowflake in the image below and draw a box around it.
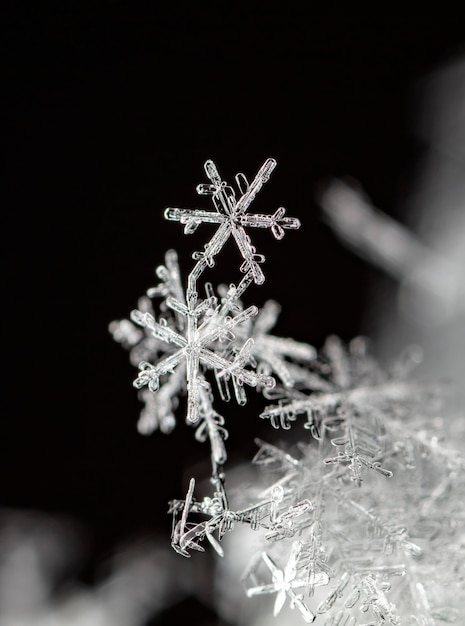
[111,160,465,624]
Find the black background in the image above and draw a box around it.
[3,8,465,622]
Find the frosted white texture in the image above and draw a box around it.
[111,159,465,624]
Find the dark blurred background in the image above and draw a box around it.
[2,8,465,622]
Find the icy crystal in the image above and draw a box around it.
[110,159,305,479]
[111,159,465,624]
[165,158,300,285]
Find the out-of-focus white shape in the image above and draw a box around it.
[402,56,465,396]
[0,510,189,626]
[0,510,83,617]
[320,54,465,407]
[319,178,462,329]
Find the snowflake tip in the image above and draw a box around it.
[204,159,222,185]
[133,362,160,392]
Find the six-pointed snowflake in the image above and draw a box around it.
[165,158,300,285]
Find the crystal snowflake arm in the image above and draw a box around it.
[163,207,225,233]
[130,310,187,348]
[213,364,232,403]
[199,284,255,348]
[164,296,189,318]
[166,294,217,320]
[185,350,202,424]
[199,304,258,346]
[260,397,326,430]
[265,499,314,542]
[194,387,228,471]
[171,478,200,557]
[246,582,281,597]
[133,351,185,392]
[288,593,316,623]
[357,574,401,625]
[230,373,247,406]
[262,552,284,583]
[260,377,427,433]
[231,222,266,284]
[199,159,236,216]
[250,301,317,387]
[175,517,227,558]
[146,249,186,310]
[205,341,275,390]
[234,158,277,215]
[191,220,231,267]
[204,522,225,557]
[324,411,393,485]
[344,497,422,557]
[227,304,259,328]
[226,270,255,302]
[317,571,351,613]
[244,573,317,597]
[253,298,281,334]
[273,588,288,617]
[136,363,185,435]
[284,541,303,582]
[239,206,301,239]
[170,479,231,558]
[164,162,233,229]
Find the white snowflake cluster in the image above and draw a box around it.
[111,160,465,624]
[110,159,305,478]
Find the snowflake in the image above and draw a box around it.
[243,541,329,623]
[131,282,275,427]
[111,249,276,434]
[165,158,300,285]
